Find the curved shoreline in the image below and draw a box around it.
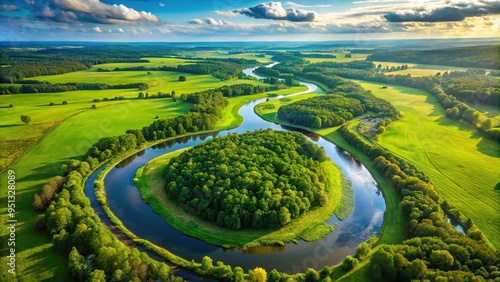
[85,65,385,274]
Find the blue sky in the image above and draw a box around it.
[0,0,499,41]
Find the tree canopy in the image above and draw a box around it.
[164,129,331,230]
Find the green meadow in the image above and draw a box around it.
[353,80,500,249]
[191,51,273,63]
[305,52,369,63]
[88,57,198,70]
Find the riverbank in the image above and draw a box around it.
[134,147,349,248]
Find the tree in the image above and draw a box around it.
[377,126,386,134]
[92,104,97,109]
[355,242,370,261]
[342,255,359,271]
[62,101,68,105]
[430,250,454,270]
[201,256,213,271]
[138,92,144,99]
[305,268,320,281]
[252,267,267,282]
[21,115,31,125]
[268,269,281,282]
[179,75,187,81]
[171,90,176,97]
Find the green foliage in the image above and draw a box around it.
[179,75,187,81]
[164,129,330,230]
[20,114,31,125]
[367,45,500,69]
[342,256,359,271]
[252,267,267,282]
[278,95,365,128]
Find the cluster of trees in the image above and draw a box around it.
[305,61,375,70]
[278,95,366,128]
[113,59,257,81]
[441,72,499,106]
[300,70,400,118]
[367,45,500,69]
[321,67,500,141]
[339,126,499,281]
[36,163,179,281]
[216,83,286,97]
[376,64,410,72]
[287,51,337,59]
[0,82,149,95]
[164,130,330,230]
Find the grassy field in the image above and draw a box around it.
[0,93,192,281]
[89,57,198,70]
[0,66,274,281]
[254,94,406,246]
[305,52,369,63]
[352,80,500,249]
[384,69,445,77]
[191,51,273,63]
[215,86,307,130]
[135,147,347,248]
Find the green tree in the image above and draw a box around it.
[377,126,386,134]
[201,256,213,271]
[179,75,187,81]
[279,207,291,226]
[430,250,454,270]
[138,92,144,98]
[87,269,106,282]
[305,268,320,281]
[404,259,427,280]
[355,242,370,261]
[342,255,359,271]
[268,269,281,282]
[20,115,31,125]
[312,116,322,128]
[92,104,97,109]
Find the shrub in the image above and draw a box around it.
[179,75,187,81]
[62,101,68,105]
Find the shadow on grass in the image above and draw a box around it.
[495,183,500,192]
[17,162,63,183]
[473,131,500,158]
[0,124,22,128]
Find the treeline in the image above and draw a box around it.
[441,71,499,106]
[0,82,149,94]
[367,45,500,69]
[300,71,399,118]
[287,51,336,58]
[339,126,500,281]
[112,59,257,81]
[0,44,164,82]
[32,83,257,281]
[164,129,329,230]
[278,95,365,128]
[35,159,179,281]
[322,68,500,142]
[307,61,375,70]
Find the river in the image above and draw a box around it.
[84,64,386,274]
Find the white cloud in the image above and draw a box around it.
[284,2,331,8]
[40,0,160,24]
[93,26,103,32]
[233,2,319,22]
[159,3,165,7]
[117,28,124,32]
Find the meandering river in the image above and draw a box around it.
[84,64,386,274]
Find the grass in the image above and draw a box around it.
[135,147,347,248]
[190,51,273,63]
[0,94,192,281]
[0,69,271,281]
[215,86,307,130]
[304,52,369,63]
[384,69,446,77]
[89,57,198,70]
[254,94,406,247]
[353,79,500,249]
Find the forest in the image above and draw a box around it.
[277,95,365,128]
[367,45,499,69]
[163,129,330,230]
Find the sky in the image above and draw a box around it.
[0,0,499,41]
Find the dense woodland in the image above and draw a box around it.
[367,45,500,69]
[441,72,499,106]
[278,95,365,128]
[164,130,330,230]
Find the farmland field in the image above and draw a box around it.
[353,80,500,248]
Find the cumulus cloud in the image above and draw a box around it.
[159,3,165,7]
[36,0,160,24]
[0,5,19,11]
[93,26,103,32]
[284,2,331,8]
[384,1,500,22]
[231,2,319,22]
[189,18,226,26]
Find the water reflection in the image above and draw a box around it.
[85,67,386,273]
